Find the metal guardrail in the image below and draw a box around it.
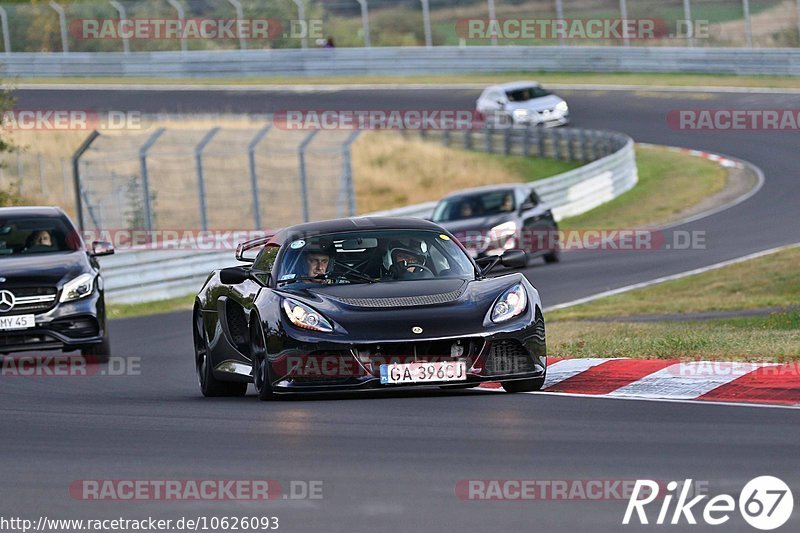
[3,46,800,77]
[97,126,637,304]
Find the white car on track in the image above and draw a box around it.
[476,81,569,127]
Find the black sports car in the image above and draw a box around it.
[193,217,547,399]
[431,184,560,264]
[0,207,114,359]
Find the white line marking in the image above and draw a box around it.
[545,243,800,312]
[607,362,774,400]
[543,358,616,389]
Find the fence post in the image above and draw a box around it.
[420,0,432,47]
[138,128,166,232]
[487,0,497,46]
[226,0,247,50]
[167,0,187,52]
[522,125,531,157]
[463,129,472,150]
[742,0,753,48]
[619,0,629,47]
[298,130,319,223]
[110,1,130,53]
[37,154,45,194]
[16,150,23,193]
[292,0,309,49]
[484,128,492,153]
[0,7,10,54]
[682,0,694,47]
[247,125,272,229]
[339,130,361,217]
[194,127,220,232]
[48,2,69,53]
[71,130,101,232]
[356,0,371,47]
[554,0,564,46]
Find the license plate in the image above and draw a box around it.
[380,361,467,384]
[0,314,35,331]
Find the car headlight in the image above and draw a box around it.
[491,283,528,323]
[60,273,96,303]
[282,298,334,333]
[555,101,569,113]
[489,221,518,250]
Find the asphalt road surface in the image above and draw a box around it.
[2,86,799,533]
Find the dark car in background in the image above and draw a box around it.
[0,207,114,359]
[193,217,547,399]
[431,185,560,265]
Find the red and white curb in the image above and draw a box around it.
[637,143,743,169]
[481,358,800,408]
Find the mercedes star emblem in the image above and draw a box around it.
[0,290,15,313]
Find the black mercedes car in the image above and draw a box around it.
[193,217,547,399]
[431,184,560,264]
[0,207,114,359]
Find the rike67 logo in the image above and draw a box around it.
[623,476,793,530]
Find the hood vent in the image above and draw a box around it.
[326,285,467,308]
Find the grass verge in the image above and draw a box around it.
[107,294,195,320]
[547,246,800,361]
[11,72,800,89]
[559,145,728,230]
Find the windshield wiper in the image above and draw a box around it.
[277,272,375,286]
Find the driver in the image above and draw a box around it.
[385,244,431,279]
[305,249,330,278]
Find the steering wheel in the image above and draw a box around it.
[403,263,433,275]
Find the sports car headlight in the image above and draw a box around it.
[491,283,528,323]
[489,221,518,249]
[59,273,96,303]
[282,298,334,333]
[555,101,569,113]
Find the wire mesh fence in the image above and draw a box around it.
[0,0,796,53]
[0,123,361,234]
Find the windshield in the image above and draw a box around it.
[0,216,81,257]
[432,190,516,222]
[506,86,552,102]
[275,229,475,286]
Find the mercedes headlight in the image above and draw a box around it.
[491,284,528,323]
[489,221,518,250]
[555,101,569,113]
[60,273,96,303]
[512,109,530,120]
[282,298,334,333]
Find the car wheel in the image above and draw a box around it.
[543,246,560,264]
[250,319,276,402]
[502,375,546,393]
[194,310,246,397]
[81,336,111,363]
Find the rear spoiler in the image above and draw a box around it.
[235,234,275,263]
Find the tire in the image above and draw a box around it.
[251,318,277,401]
[502,375,546,393]
[543,246,560,264]
[81,336,111,363]
[194,310,247,397]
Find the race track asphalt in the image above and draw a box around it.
[2,86,799,532]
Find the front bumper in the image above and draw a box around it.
[216,318,546,393]
[0,292,105,354]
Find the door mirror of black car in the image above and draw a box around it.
[476,249,527,275]
[220,266,251,285]
[90,241,114,257]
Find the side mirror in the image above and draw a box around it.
[519,201,536,213]
[220,266,251,285]
[476,249,527,275]
[90,241,114,257]
[499,249,527,269]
